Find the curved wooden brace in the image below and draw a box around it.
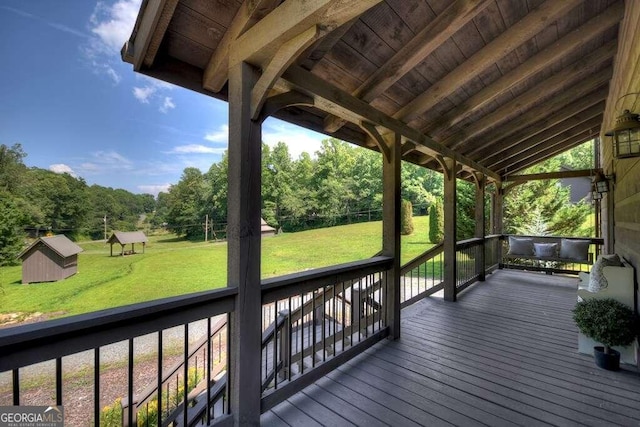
[359,122,391,162]
[259,91,314,123]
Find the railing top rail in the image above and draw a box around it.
[261,256,393,304]
[502,234,604,244]
[401,243,443,273]
[0,287,237,372]
[485,234,502,240]
[456,237,484,250]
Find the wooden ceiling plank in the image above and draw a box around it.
[251,26,324,120]
[421,2,623,135]
[143,0,179,68]
[203,0,280,92]
[444,39,616,149]
[281,65,500,181]
[298,18,358,71]
[356,0,494,103]
[466,86,609,159]
[489,115,603,171]
[394,0,583,124]
[480,102,605,167]
[503,132,599,176]
[457,67,612,155]
[230,0,383,68]
[122,0,169,71]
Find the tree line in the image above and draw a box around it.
[0,139,594,266]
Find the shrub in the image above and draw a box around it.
[429,199,444,243]
[573,298,637,353]
[401,200,414,235]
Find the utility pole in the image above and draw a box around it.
[103,215,107,242]
[205,214,209,242]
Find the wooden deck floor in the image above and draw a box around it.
[262,270,640,426]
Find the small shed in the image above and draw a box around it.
[261,219,276,237]
[107,231,148,256]
[18,235,83,284]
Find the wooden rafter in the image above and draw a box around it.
[504,169,596,183]
[122,0,173,71]
[298,18,358,71]
[490,115,603,171]
[251,26,324,120]
[458,68,612,157]
[230,0,382,68]
[393,0,583,124]
[503,131,600,176]
[324,0,493,134]
[443,41,615,149]
[467,87,609,160]
[203,0,281,92]
[421,2,623,135]
[481,106,605,168]
[280,66,500,181]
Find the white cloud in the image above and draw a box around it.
[49,164,78,177]
[170,144,225,154]
[137,184,170,196]
[262,119,327,159]
[160,97,176,113]
[76,150,133,174]
[204,125,229,144]
[133,86,156,103]
[89,0,141,52]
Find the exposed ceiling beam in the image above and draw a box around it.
[491,115,603,172]
[393,0,583,124]
[280,65,500,181]
[503,131,599,176]
[421,2,623,135]
[457,68,612,156]
[203,0,281,92]
[230,0,382,68]
[357,0,493,103]
[325,0,494,134]
[481,104,604,167]
[443,40,615,149]
[298,18,358,71]
[466,87,609,160]
[251,25,324,120]
[122,0,174,71]
[504,169,595,183]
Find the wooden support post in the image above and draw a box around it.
[494,183,504,268]
[443,157,457,302]
[474,174,486,281]
[227,61,262,426]
[382,132,401,338]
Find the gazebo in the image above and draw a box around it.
[107,231,149,256]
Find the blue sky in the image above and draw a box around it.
[0,0,328,195]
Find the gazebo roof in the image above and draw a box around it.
[107,231,149,245]
[18,235,83,260]
[122,0,627,182]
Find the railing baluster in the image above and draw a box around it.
[183,323,188,427]
[157,330,163,426]
[288,297,292,382]
[128,338,134,426]
[322,288,326,362]
[312,290,317,368]
[56,357,62,406]
[94,348,100,425]
[300,292,304,375]
[12,369,19,405]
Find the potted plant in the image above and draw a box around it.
[572,298,638,370]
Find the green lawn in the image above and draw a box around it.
[0,216,433,319]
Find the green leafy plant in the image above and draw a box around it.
[401,200,414,235]
[429,199,444,244]
[572,298,637,354]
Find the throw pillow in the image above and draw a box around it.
[507,237,534,256]
[559,239,590,261]
[534,243,557,258]
[588,254,622,292]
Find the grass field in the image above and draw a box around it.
[0,216,433,319]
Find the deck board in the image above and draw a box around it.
[262,270,640,426]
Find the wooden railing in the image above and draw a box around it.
[400,243,444,308]
[259,256,393,411]
[456,237,484,292]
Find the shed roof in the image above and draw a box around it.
[261,219,276,233]
[107,231,149,245]
[122,0,628,182]
[19,235,83,260]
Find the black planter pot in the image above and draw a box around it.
[593,346,620,371]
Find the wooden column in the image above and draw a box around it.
[227,61,262,426]
[382,132,401,338]
[443,157,457,302]
[494,182,504,268]
[474,173,486,281]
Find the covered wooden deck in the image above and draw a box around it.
[263,270,640,426]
